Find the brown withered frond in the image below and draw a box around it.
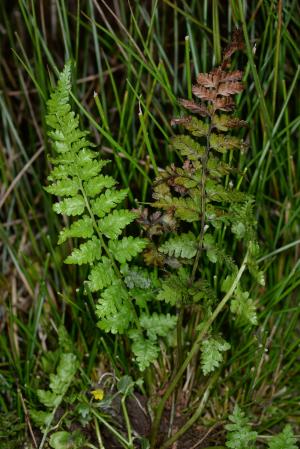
[192,68,244,112]
[178,29,245,116]
[178,99,210,117]
[170,116,192,127]
[222,28,244,64]
[213,96,236,112]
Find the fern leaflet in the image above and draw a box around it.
[225,405,257,449]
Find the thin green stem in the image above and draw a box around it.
[160,372,218,449]
[139,106,159,177]
[212,0,221,64]
[185,36,192,99]
[89,407,129,448]
[80,183,142,332]
[86,444,101,449]
[176,307,184,369]
[258,239,300,263]
[272,0,282,118]
[121,396,134,449]
[38,405,59,449]
[94,417,105,449]
[79,183,121,279]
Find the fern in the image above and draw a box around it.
[230,290,258,326]
[267,425,298,449]
[157,268,190,305]
[108,236,148,263]
[225,408,298,449]
[225,405,257,449]
[159,232,197,259]
[138,30,262,376]
[65,236,102,265]
[45,63,176,370]
[129,330,160,371]
[31,353,78,428]
[200,337,231,375]
[98,209,138,239]
[139,312,177,340]
[149,30,257,260]
[96,281,132,334]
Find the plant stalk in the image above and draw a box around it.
[160,372,218,449]
[190,116,214,283]
[150,252,248,448]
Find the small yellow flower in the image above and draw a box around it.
[91,389,104,401]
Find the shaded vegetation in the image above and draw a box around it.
[0,1,300,448]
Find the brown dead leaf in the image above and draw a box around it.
[178,99,210,116]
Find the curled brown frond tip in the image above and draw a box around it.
[172,28,245,120]
[222,28,244,65]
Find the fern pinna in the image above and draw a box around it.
[225,405,298,449]
[45,63,176,370]
[140,30,264,375]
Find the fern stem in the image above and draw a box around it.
[79,184,144,333]
[176,307,184,369]
[150,252,248,448]
[79,182,122,279]
[190,117,214,283]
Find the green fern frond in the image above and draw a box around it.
[174,116,209,137]
[128,330,160,371]
[212,115,248,132]
[44,178,80,196]
[230,290,258,326]
[36,353,78,409]
[189,279,217,303]
[86,257,116,292]
[139,313,177,340]
[229,200,257,241]
[171,135,205,160]
[44,62,171,372]
[96,282,132,334]
[64,237,101,265]
[225,405,257,449]
[157,282,184,305]
[201,337,231,375]
[210,133,246,153]
[159,232,197,259]
[84,174,116,197]
[121,264,153,290]
[267,425,297,449]
[57,216,94,244]
[98,209,138,239]
[53,195,85,216]
[157,269,190,305]
[91,189,129,218]
[108,237,147,263]
[152,196,201,222]
[206,181,249,203]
